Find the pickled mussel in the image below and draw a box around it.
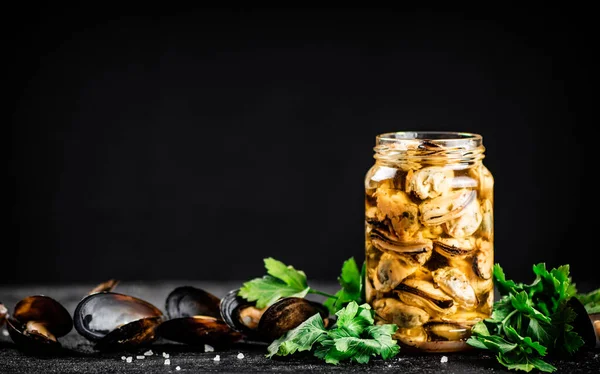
[73,292,164,351]
[6,296,73,354]
[220,289,329,342]
[157,286,242,347]
[365,132,494,352]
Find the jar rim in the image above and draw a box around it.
[376,131,482,144]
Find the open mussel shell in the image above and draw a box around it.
[73,292,164,350]
[6,295,73,354]
[220,289,263,337]
[157,286,242,347]
[220,289,329,342]
[157,316,243,348]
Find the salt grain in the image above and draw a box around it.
[163,352,170,358]
[2,330,8,336]
[237,353,244,359]
[144,350,153,356]
[126,357,133,363]
[164,359,171,365]
[441,356,448,363]
[204,344,214,352]
[213,354,221,362]
[121,356,126,361]
[176,366,181,371]
[136,355,145,359]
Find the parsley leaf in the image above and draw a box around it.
[239,257,342,309]
[324,257,364,314]
[266,313,327,358]
[239,258,317,308]
[468,262,587,373]
[575,288,600,314]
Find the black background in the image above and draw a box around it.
[7,6,595,286]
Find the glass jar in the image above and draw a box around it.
[364,131,494,353]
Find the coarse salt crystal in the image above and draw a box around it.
[136,355,145,359]
[144,350,153,356]
[213,354,221,362]
[126,357,133,363]
[2,330,9,336]
[176,366,181,371]
[164,359,171,365]
[204,344,214,352]
[237,353,244,359]
[163,352,170,358]
[121,356,126,361]
[441,356,448,363]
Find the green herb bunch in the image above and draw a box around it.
[467,263,587,373]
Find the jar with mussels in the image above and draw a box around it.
[364,131,494,353]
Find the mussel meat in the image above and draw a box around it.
[73,292,164,351]
[6,295,73,354]
[156,286,242,348]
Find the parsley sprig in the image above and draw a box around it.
[267,301,400,364]
[467,263,587,373]
[238,257,364,312]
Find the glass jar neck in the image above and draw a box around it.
[373,131,485,167]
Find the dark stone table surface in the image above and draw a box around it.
[1,281,598,373]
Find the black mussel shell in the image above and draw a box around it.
[12,296,73,338]
[219,289,264,339]
[88,279,120,295]
[258,297,329,342]
[94,316,163,351]
[567,297,598,349]
[6,317,63,354]
[73,292,164,347]
[165,286,221,320]
[0,302,7,327]
[6,296,72,354]
[157,316,243,348]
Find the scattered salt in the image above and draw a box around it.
[213,354,221,362]
[176,366,181,371]
[121,356,126,360]
[164,359,171,365]
[204,344,214,352]
[441,356,448,363]
[163,352,170,358]
[126,357,133,363]
[388,364,392,367]
[2,330,8,337]
[144,350,153,356]
[136,355,145,359]
[237,353,244,359]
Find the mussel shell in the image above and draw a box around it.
[165,286,221,320]
[73,292,163,342]
[6,317,63,354]
[88,279,120,295]
[258,297,329,342]
[157,316,243,347]
[12,296,73,338]
[0,303,7,327]
[567,297,597,349]
[94,316,163,351]
[220,289,261,336]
